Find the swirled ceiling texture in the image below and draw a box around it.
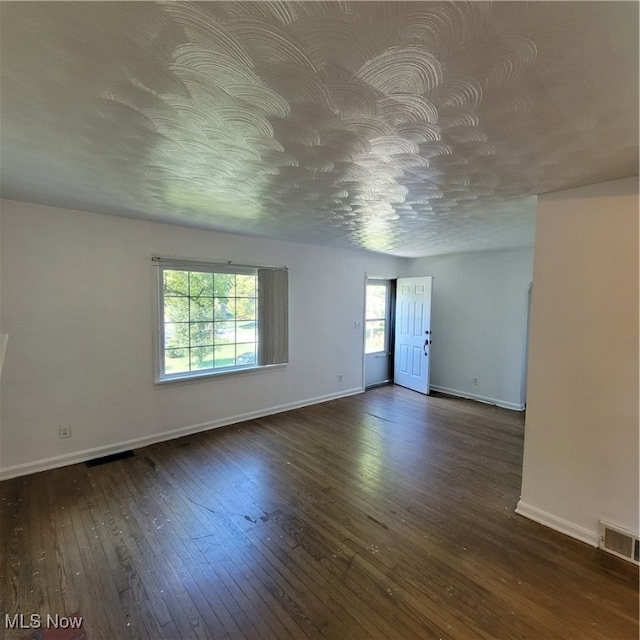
[1,2,637,257]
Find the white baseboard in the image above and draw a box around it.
[430,384,525,411]
[0,387,363,481]
[515,501,599,547]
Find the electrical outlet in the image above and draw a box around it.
[338,374,344,383]
[59,425,71,439]
[472,377,479,385]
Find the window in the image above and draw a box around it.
[154,257,288,382]
[365,283,388,354]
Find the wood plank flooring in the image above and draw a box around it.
[1,386,638,639]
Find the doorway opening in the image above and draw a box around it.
[364,279,394,388]
[363,276,434,394]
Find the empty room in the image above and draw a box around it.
[0,2,638,639]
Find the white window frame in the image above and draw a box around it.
[153,257,288,384]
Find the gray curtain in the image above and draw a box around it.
[258,268,289,365]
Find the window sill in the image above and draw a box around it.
[154,363,287,388]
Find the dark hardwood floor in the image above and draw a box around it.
[1,386,638,639]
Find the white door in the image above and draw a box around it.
[364,279,392,387]
[394,276,433,394]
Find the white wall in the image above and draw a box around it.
[405,247,535,409]
[0,200,403,478]
[518,177,639,543]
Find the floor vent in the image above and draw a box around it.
[598,521,640,565]
[86,450,135,467]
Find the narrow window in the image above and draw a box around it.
[365,283,388,354]
[154,258,288,382]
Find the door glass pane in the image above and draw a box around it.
[365,320,386,354]
[366,285,387,319]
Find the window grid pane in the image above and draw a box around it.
[163,268,257,376]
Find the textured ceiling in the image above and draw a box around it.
[1,2,637,257]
